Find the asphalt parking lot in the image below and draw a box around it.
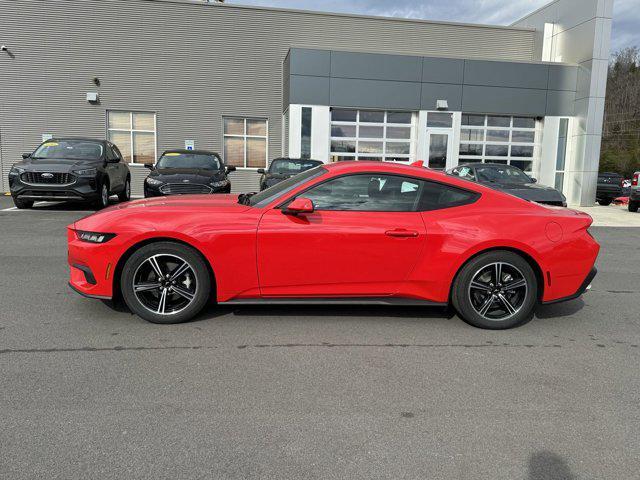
[1,196,639,480]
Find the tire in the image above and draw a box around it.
[597,198,612,206]
[95,181,110,209]
[120,242,211,324]
[118,177,131,202]
[13,197,34,209]
[629,200,639,213]
[452,250,538,330]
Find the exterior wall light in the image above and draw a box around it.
[86,92,99,103]
[436,100,449,110]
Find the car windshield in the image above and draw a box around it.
[269,159,322,175]
[156,153,222,170]
[32,140,103,160]
[476,165,531,183]
[240,166,326,207]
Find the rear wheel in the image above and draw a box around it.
[452,251,537,330]
[629,200,639,213]
[597,198,613,206]
[13,197,34,209]
[118,177,131,202]
[120,242,211,324]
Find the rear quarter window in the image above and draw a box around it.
[419,181,480,211]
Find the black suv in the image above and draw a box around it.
[8,138,131,209]
[595,172,623,206]
[143,149,236,197]
[257,158,323,191]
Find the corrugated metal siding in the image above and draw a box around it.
[0,0,536,194]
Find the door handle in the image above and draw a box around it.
[385,229,419,238]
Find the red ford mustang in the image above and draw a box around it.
[67,161,599,329]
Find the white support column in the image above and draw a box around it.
[288,104,302,158]
[539,116,561,188]
[311,105,330,162]
[416,111,428,162]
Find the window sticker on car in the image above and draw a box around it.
[43,142,59,147]
[164,153,181,156]
[459,167,471,176]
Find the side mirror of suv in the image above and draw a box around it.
[257,168,266,174]
[226,165,236,173]
[22,153,31,159]
[144,163,154,170]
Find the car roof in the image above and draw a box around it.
[47,137,106,143]
[323,161,473,184]
[162,149,221,156]
[272,157,323,162]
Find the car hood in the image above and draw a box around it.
[486,182,565,202]
[16,158,102,172]
[150,168,225,183]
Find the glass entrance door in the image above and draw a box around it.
[426,131,451,170]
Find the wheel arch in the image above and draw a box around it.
[111,237,217,302]
[448,246,545,303]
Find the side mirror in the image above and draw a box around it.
[22,153,31,159]
[144,163,154,170]
[226,165,236,173]
[284,197,314,215]
[257,168,266,174]
[530,177,537,183]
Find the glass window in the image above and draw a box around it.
[419,182,479,211]
[223,117,268,168]
[34,139,104,160]
[107,111,156,164]
[487,116,511,127]
[512,131,536,143]
[301,174,423,212]
[511,145,534,158]
[459,143,483,156]
[462,114,485,126]
[359,111,385,123]
[556,119,569,171]
[513,117,536,128]
[428,134,449,169]
[555,172,565,192]
[301,107,312,159]
[427,112,453,128]
[461,129,484,142]
[485,145,509,157]
[486,130,510,142]
[330,109,416,162]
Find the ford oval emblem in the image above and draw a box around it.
[41,173,54,178]
[182,179,190,183]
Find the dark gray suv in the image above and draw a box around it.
[8,138,131,209]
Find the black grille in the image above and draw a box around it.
[21,172,75,185]
[159,183,212,195]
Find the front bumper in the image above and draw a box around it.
[10,173,100,202]
[144,182,231,197]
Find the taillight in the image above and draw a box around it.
[633,173,639,186]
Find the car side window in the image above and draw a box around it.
[302,174,424,212]
[106,145,119,162]
[419,181,480,211]
[111,145,124,162]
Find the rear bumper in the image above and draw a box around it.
[596,187,622,199]
[542,267,597,305]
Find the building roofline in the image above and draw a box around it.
[510,0,558,25]
[133,0,536,32]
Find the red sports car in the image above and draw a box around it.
[67,161,599,329]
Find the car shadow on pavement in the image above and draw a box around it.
[28,201,98,211]
[535,298,585,319]
[528,451,576,480]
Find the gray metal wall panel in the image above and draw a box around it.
[421,57,465,84]
[546,90,576,116]
[420,84,463,111]
[329,79,422,110]
[464,60,550,89]
[289,76,331,106]
[462,86,548,116]
[330,51,422,82]
[548,64,578,91]
[0,0,537,192]
[288,48,331,76]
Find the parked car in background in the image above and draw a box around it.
[257,158,323,191]
[447,163,567,207]
[68,161,599,330]
[596,172,624,206]
[8,138,130,209]
[144,150,235,197]
[629,171,640,212]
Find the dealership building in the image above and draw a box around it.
[0,0,612,205]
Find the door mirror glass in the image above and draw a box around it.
[284,197,314,215]
[226,165,236,173]
[144,163,154,170]
[257,168,266,174]
[530,177,537,183]
[22,153,31,159]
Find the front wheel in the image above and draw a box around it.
[629,200,639,213]
[452,251,538,330]
[95,182,110,209]
[120,242,211,324]
[118,177,131,202]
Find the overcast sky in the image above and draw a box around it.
[228,0,637,54]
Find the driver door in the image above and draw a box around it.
[256,173,427,297]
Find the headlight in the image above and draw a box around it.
[73,168,97,176]
[210,179,229,187]
[75,230,116,244]
[9,166,25,175]
[146,178,164,186]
